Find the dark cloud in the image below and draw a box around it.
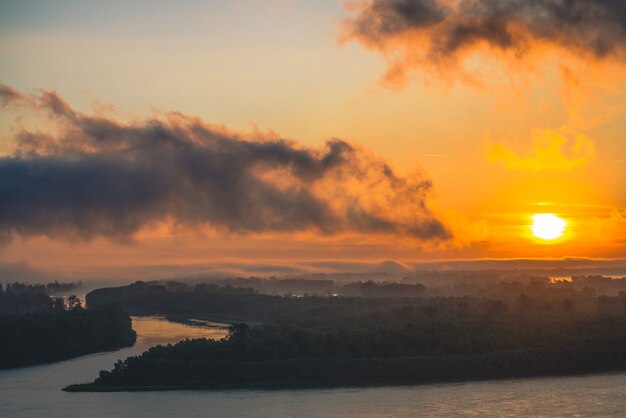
[0,84,26,107]
[0,87,450,243]
[351,0,447,37]
[345,0,626,72]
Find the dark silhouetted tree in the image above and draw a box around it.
[67,295,82,311]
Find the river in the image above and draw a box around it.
[0,315,624,417]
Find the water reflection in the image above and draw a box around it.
[132,315,229,346]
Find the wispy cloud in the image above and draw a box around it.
[486,129,595,171]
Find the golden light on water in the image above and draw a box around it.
[531,214,567,241]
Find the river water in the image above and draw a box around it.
[0,316,624,417]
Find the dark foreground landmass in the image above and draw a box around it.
[65,332,626,392]
[0,306,136,370]
[68,277,626,391]
[0,282,136,369]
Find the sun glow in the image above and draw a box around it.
[531,214,567,241]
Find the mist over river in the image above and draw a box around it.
[0,316,624,418]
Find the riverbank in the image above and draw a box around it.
[63,367,626,392]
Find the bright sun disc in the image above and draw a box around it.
[531,214,567,241]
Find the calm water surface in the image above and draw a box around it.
[0,316,624,418]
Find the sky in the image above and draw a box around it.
[0,0,625,280]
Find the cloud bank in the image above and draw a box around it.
[0,85,450,243]
[343,0,626,86]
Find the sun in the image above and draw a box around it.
[531,214,567,241]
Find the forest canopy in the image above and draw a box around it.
[0,282,136,369]
[69,275,626,391]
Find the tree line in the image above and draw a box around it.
[1,281,83,314]
[69,279,626,390]
[0,281,135,369]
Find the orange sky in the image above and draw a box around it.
[0,0,625,280]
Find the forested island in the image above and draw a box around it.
[0,283,136,369]
[67,275,626,391]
